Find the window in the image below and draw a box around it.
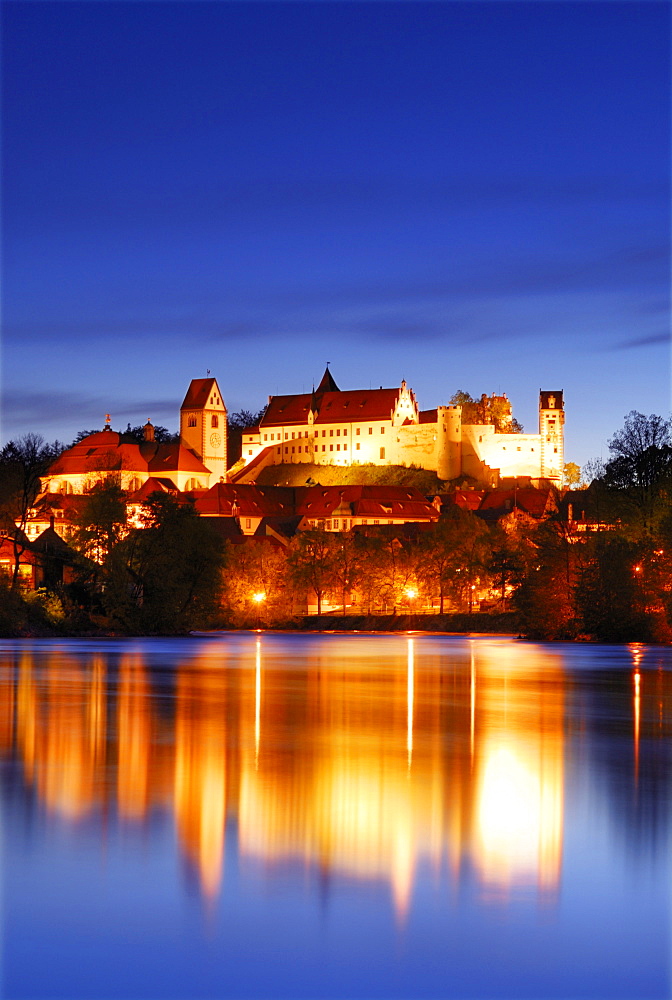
[517,447,521,452]
[330,444,334,452]
[380,447,385,459]
[322,430,326,437]
[369,427,373,435]
[245,519,251,529]
[381,427,385,434]
[291,432,295,439]
[264,434,268,441]
[330,430,334,437]
[211,415,219,428]
[291,446,295,454]
[285,446,289,454]
[344,443,348,450]
[336,429,340,437]
[374,520,380,525]
[298,446,302,453]
[337,444,341,451]
[326,520,332,530]
[554,447,558,453]
[356,443,360,451]
[285,433,289,440]
[188,415,197,427]
[333,519,339,529]
[248,450,252,456]
[277,447,281,454]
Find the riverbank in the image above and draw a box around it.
[274,612,520,633]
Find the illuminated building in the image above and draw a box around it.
[235,370,564,486]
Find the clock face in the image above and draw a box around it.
[210,432,221,449]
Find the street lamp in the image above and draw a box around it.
[252,591,266,629]
[404,586,417,624]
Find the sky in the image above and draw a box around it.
[1,0,670,469]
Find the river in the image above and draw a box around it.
[0,633,669,999]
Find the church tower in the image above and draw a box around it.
[180,377,228,484]
[539,391,564,483]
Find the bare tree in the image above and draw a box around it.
[0,435,63,588]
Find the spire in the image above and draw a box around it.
[315,366,339,394]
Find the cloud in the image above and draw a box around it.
[1,388,177,443]
[611,332,670,351]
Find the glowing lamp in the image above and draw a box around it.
[252,592,266,604]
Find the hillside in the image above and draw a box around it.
[253,462,446,492]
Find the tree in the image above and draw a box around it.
[288,529,337,614]
[514,519,581,638]
[574,534,653,642]
[330,531,361,613]
[104,493,225,632]
[71,478,128,564]
[563,462,582,488]
[0,435,63,589]
[417,507,486,613]
[597,412,672,539]
[448,390,522,433]
[222,539,292,623]
[123,423,179,443]
[227,408,268,465]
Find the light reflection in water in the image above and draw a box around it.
[8,637,666,914]
[407,637,414,770]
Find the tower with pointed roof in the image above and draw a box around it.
[180,377,228,483]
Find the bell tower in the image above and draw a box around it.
[180,377,228,484]
[539,390,564,483]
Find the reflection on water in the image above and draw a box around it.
[1,634,670,999]
[5,635,666,907]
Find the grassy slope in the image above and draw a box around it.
[254,462,445,492]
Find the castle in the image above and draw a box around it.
[234,368,564,487]
[43,370,564,496]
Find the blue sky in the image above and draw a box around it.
[2,1,669,468]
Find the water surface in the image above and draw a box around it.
[1,633,670,999]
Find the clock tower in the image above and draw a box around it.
[180,377,228,484]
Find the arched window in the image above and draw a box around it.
[211,415,219,428]
[188,415,197,428]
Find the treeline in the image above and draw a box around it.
[2,410,672,641]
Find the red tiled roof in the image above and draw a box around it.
[418,409,438,423]
[180,378,221,410]
[313,388,399,424]
[295,485,435,517]
[148,444,209,475]
[261,386,403,427]
[195,483,293,518]
[261,393,314,427]
[478,488,552,518]
[127,477,176,500]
